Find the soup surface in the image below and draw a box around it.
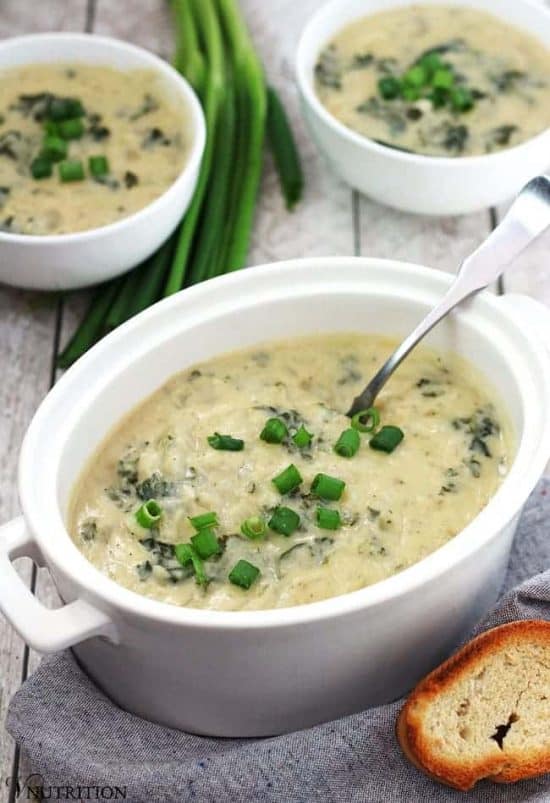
[0,63,188,234]
[70,334,512,611]
[314,6,550,156]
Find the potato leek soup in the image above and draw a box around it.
[69,334,512,611]
[314,6,550,157]
[0,63,189,234]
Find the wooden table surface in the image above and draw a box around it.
[1,0,549,797]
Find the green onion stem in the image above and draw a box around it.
[191,528,221,559]
[334,428,360,458]
[171,0,206,96]
[31,157,52,180]
[207,432,245,451]
[272,463,303,495]
[125,234,176,319]
[260,417,288,444]
[57,278,123,369]
[229,559,260,589]
[175,543,208,585]
[240,515,267,540]
[311,472,346,501]
[189,511,219,531]
[164,0,224,294]
[135,499,162,528]
[268,506,300,536]
[351,407,380,433]
[216,0,267,274]
[369,425,405,453]
[292,425,313,448]
[316,506,341,530]
[59,159,84,182]
[188,79,236,285]
[103,267,145,332]
[266,86,303,210]
[89,155,109,176]
[105,234,177,333]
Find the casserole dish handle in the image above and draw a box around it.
[0,517,117,653]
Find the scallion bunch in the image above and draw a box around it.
[58,0,303,368]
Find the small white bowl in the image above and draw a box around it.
[0,33,206,291]
[297,0,550,215]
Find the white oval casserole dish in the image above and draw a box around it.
[0,33,206,291]
[1,257,550,737]
[296,0,550,215]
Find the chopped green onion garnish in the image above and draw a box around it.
[260,417,288,444]
[403,65,428,88]
[30,157,52,180]
[40,135,67,162]
[43,120,59,136]
[268,506,301,536]
[272,463,303,494]
[135,499,162,528]
[334,428,360,458]
[48,97,85,121]
[59,159,84,182]
[174,543,193,566]
[174,543,207,586]
[88,155,109,177]
[401,86,421,102]
[311,473,346,501]
[292,425,313,448]
[378,76,401,100]
[240,515,267,540]
[369,425,404,453]
[351,407,380,433]
[207,432,244,451]
[229,559,260,589]
[189,511,218,531]
[58,118,84,140]
[432,69,454,90]
[418,52,444,75]
[316,507,341,530]
[191,528,221,559]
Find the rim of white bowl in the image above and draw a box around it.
[18,258,550,630]
[296,0,550,168]
[0,32,206,244]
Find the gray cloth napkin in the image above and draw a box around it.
[7,480,550,803]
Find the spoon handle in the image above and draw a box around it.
[347,175,550,417]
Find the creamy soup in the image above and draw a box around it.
[69,334,512,611]
[314,6,550,156]
[0,64,189,234]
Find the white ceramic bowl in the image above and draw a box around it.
[1,257,550,736]
[297,0,550,215]
[0,33,205,291]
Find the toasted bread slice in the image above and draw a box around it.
[397,620,550,791]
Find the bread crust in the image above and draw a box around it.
[397,620,550,791]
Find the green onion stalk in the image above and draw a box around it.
[215,0,267,275]
[164,0,225,293]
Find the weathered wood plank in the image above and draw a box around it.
[0,292,58,796]
[0,0,87,36]
[495,196,550,303]
[357,200,492,273]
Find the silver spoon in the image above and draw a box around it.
[347,175,550,418]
